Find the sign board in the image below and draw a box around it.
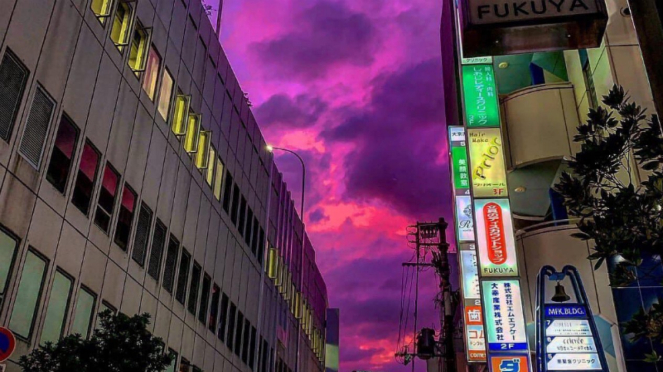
[468,128,507,197]
[456,196,475,242]
[489,354,530,372]
[475,199,518,276]
[0,328,16,362]
[449,126,471,194]
[464,300,487,362]
[482,280,528,351]
[467,0,602,25]
[462,65,500,128]
[460,249,480,298]
[462,56,493,65]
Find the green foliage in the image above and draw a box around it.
[19,311,173,372]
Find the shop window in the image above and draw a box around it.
[222,172,233,212]
[162,235,180,293]
[175,249,191,304]
[19,85,56,169]
[187,262,201,315]
[183,113,201,153]
[94,163,120,233]
[213,157,224,200]
[128,22,150,77]
[40,270,73,344]
[114,183,137,249]
[226,302,236,348]
[198,274,211,324]
[0,49,29,142]
[205,146,216,186]
[0,228,17,311]
[147,219,167,280]
[71,286,96,339]
[208,284,220,332]
[218,293,229,342]
[91,0,115,24]
[234,311,244,356]
[194,130,211,169]
[158,69,174,121]
[131,202,153,265]
[171,92,190,136]
[142,45,160,100]
[238,196,247,234]
[110,1,134,51]
[72,141,101,216]
[9,249,48,339]
[46,115,79,193]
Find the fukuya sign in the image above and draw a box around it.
[470,0,600,25]
[474,199,518,276]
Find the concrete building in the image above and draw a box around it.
[0,0,328,371]
[443,0,659,370]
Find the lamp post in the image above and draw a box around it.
[266,145,306,219]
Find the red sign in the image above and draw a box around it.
[490,355,530,372]
[0,327,16,362]
[483,202,506,265]
[465,306,483,326]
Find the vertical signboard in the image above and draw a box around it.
[482,280,528,352]
[468,128,507,198]
[461,65,500,128]
[474,199,518,277]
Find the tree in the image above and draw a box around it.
[19,311,174,372]
[554,85,663,351]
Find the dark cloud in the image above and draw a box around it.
[342,347,383,363]
[322,59,452,220]
[249,0,378,81]
[308,208,329,223]
[255,93,328,128]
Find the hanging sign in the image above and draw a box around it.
[482,280,528,351]
[465,303,487,362]
[489,354,531,372]
[461,248,480,298]
[456,196,475,242]
[461,65,500,128]
[449,126,471,194]
[468,128,507,198]
[475,199,518,276]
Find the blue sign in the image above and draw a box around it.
[545,304,586,319]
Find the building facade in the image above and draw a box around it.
[444,0,660,370]
[0,0,327,371]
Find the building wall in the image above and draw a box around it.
[0,0,326,371]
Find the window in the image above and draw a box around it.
[244,208,253,246]
[579,49,599,110]
[198,273,210,323]
[183,113,201,153]
[195,131,211,169]
[19,86,56,168]
[147,219,167,280]
[258,228,265,265]
[46,115,79,193]
[222,172,233,212]
[0,49,29,142]
[238,196,247,234]
[230,184,240,224]
[40,270,73,344]
[72,141,101,216]
[251,218,259,256]
[175,249,191,304]
[235,311,244,356]
[9,249,47,339]
[171,92,190,136]
[226,302,236,349]
[205,146,216,187]
[260,339,268,372]
[165,349,178,372]
[131,202,153,265]
[110,1,134,51]
[94,163,120,233]
[91,0,114,24]
[95,301,117,330]
[242,319,250,363]
[71,287,96,339]
[213,157,224,200]
[208,284,220,332]
[157,69,174,120]
[187,262,201,315]
[0,228,18,309]
[128,22,150,76]
[114,183,137,249]
[142,45,160,100]
[179,358,191,372]
[249,326,257,368]
[162,236,179,293]
[218,293,229,341]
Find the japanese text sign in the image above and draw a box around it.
[475,199,518,276]
[462,65,500,128]
[482,280,528,352]
[468,128,508,198]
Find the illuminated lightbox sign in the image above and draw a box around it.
[461,65,500,128]
[460,248,480,299]
[451,143,471,193]
[489,354,530,372]
[482,280,528,352]
[465,304,486,362]
[456,196,475,242]
[475,199,518,276]
[467,0,602,26]
[468,128,507,198]
[543,305,604,371]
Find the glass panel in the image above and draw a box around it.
[183,113,201,153]
[205,147,216,186]
[0,229,18,299]
[142,46,160,100]
[114,184,137,249]
[40,271,73,344]
[95,301,116,330]
[171,93,190,136]
[46,116,79,194]
[131,202,152,264]
[194,130,210,169]
[158,69,174,121]
[235,311,243,355]
[238,196,246,234]
[9,250,47,338]
[175,250,190,304]
[242,319,250,362]
[128,25,149,75]
[71,287,96,339]
[187,263,201,315]
[94,163,119,233]
[91,0,114,22]
[147,220,167,280]
[163,236,179,293]
[213,158,224,200]
[226,302,236,348]
[165,350,178,372]
[179,358,191,372]
[230,184,240,224]
[208,284,220,332]
[198,274,211,323]
[218,293,229,341]
[72,142,100,216]
[110,2,132,49]
[222,172,233,212]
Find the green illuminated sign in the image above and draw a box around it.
[452,146,470,191]
[462,65,500,128]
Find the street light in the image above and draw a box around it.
[266,145,306,219]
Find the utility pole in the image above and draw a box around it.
[431,218,455,372]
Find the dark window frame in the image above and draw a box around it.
[114,182,138,250]
[0,48,29,142]
[71,140,101,216]
[11,247,49,341]
[46,114,80,194]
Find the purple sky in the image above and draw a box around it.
[209,0,453,370]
